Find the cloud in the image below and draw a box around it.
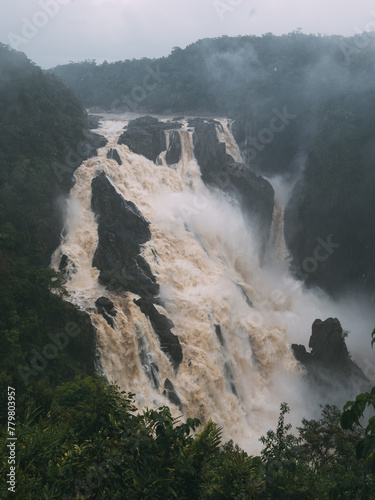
[1,0,375,68]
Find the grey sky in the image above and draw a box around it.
[1,0,375,68]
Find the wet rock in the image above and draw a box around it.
[95,296,116,328]
[193,121,274,252]
[291,317,370,395]
[58,253,76,279]
[80,130,108,159]
[290,344,312,366]
[215,324,224,346]
[91,172,158,298]
[118,115,181,162]
[59,254,69,272]
[134,298,183,371]
[86,114,102,129]
[165,129,181,165]
[107,148,122,165]
[163,378,183,412]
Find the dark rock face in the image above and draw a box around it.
[118,116,182,163]
[309,318,351,372]
[165,130,181,165]
[59,254,69,272]
[193,121,230,182]
[193,121,274,251]
[95,296,116,328]
[80,130,108,159]
[134,298,183,372]
[291,318,369,394]
[86,114,102,129]
[215,324,224,346]
[107,148,122,165]
[163,378,183,411]
[91,172,158,298]
[58,253,76,280]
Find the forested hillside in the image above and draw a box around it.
[0,44,98,422]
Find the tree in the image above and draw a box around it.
[340,328,375,473]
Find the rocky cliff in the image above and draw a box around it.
[192,120,274,252]
[118,115,181,162]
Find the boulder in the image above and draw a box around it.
[163,378,183,412]
[95,296,116,328]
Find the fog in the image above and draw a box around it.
[1,0,375,68]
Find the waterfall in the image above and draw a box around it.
[216,118,243,163]
[51,116,370,453]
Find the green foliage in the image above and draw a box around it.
[341,387,375,472]
[2,378,371,498]
[259,403,374,499]
[0,377,263,499]
[0,43,95,423]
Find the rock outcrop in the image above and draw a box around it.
[193,121,274,251]
[134,298,183,372]
[91,172,158,298]
[107,148,122,165]
[118,116,181,162]
[95,296,116,328]
[165,129,182,164]
[291,317,370,395]
[163,378,183,412]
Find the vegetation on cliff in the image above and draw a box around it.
[0,43,96,424]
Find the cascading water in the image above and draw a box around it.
[51,115,372,452]
[215,118,243,163]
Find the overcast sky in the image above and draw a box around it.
[1,0,375,68]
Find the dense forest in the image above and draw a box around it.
[0,43,98,424]
[0,37,375,497]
